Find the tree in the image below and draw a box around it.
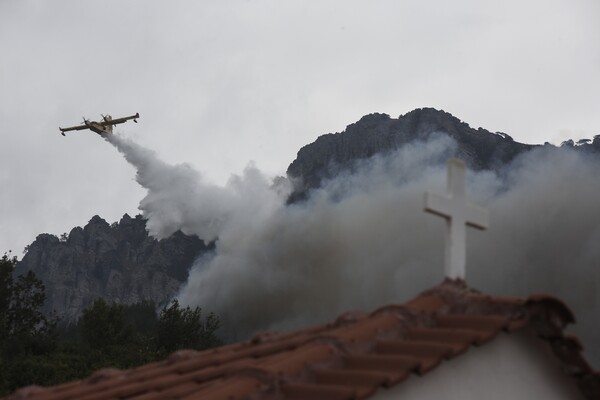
[157,300,220,353]
[0,253,55,357]
[0,253,56,394]
[0,253,14,341]
[123,300,158,337]
[79,299,134,349]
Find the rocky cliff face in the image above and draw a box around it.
[287,108,600,200]
[15,214,210,322]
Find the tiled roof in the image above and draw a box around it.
[7,279,600,400]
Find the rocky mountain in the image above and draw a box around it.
[287,108,600,200]
[15,214,210,322]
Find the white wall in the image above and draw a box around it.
[373,330,584,400]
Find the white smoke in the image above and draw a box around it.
[105,135,288,242]
[105,133,600,366]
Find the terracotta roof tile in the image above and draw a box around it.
[178,377,263,400]
[281,382,363,400]
[374,340,450,373]
[128,381,203,400]
[313,368,392,388]
[5,279,599,400]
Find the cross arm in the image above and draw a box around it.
[465,205,489,230]
[424,192,451,219]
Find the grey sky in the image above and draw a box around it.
[1,0,599,255]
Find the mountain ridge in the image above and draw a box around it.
[286,107,600,200]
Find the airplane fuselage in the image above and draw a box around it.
[86,122,113,135]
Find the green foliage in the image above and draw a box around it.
[123,300,158,336]
[0,254,56,357]
[0,253,57,394]
[2,352,90,391]
[157,300,221,353]
[80,299,134,349]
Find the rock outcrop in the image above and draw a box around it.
[287,108,600,200]
[15,214,210,321]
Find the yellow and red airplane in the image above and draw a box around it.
[59,113,139,136]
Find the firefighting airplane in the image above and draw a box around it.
[59,113,139,136]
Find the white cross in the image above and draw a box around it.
[424,158,489,280]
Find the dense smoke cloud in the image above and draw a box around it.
[106,133,600,366]
[105,135,287,242]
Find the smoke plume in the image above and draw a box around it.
[105,133,600,366]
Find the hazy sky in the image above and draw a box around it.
[1,0,599,255]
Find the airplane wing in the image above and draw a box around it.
[98,113,139,127]
[59,124,89,133]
